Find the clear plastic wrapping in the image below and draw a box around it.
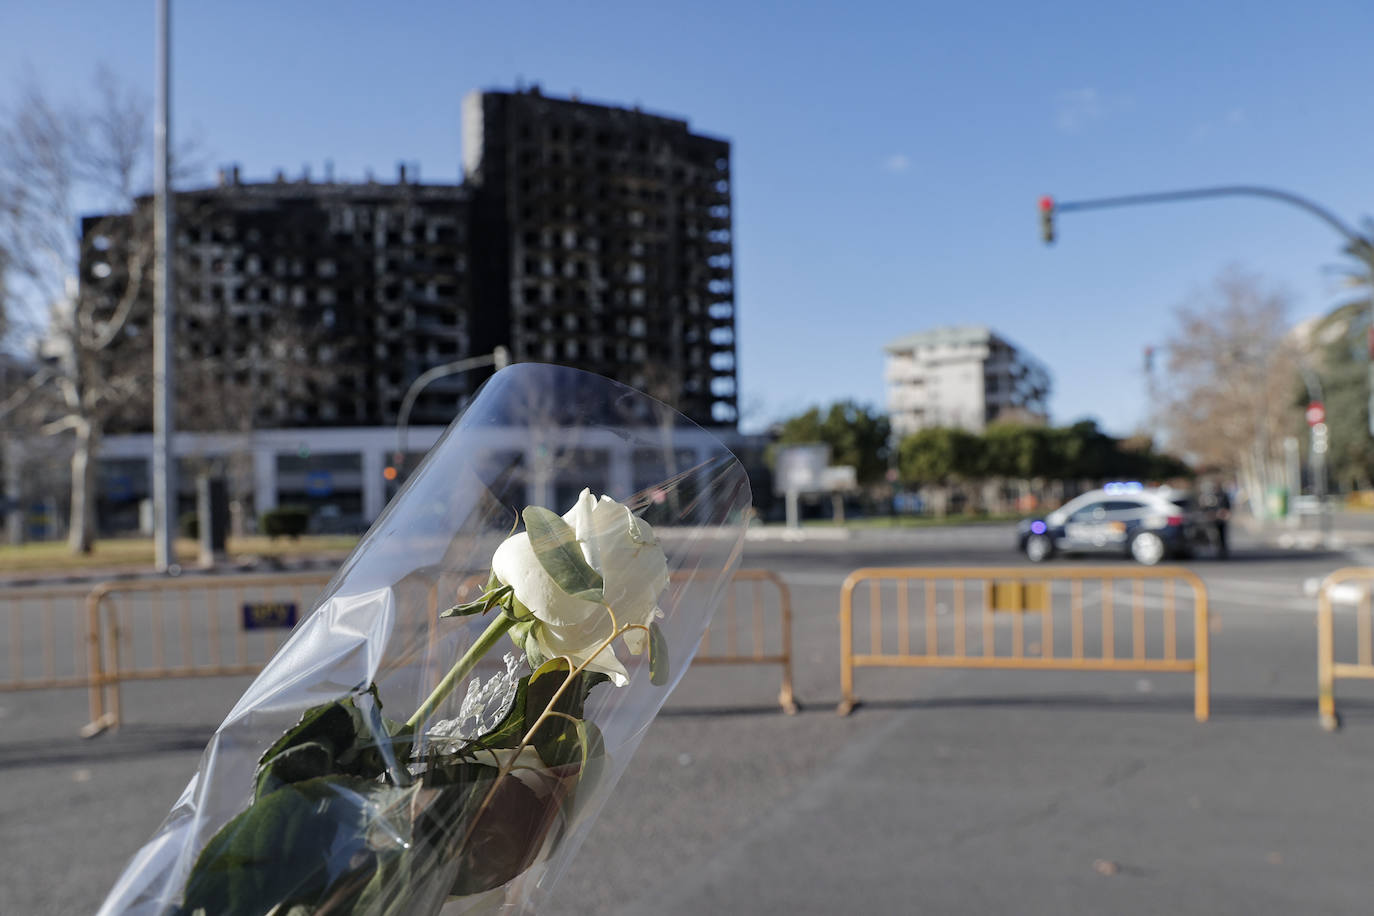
[96,364,752,915]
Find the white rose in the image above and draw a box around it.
[491,489,668,686]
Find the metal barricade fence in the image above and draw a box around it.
[0,585,106,719]
[678,569,797,713]
[838,566,1210,721]
[86,573,334,733]
[23,565,792,734]
[1316,567,1374,731]
[86,571,499,734]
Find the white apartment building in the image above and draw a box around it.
[884,326,1051,437]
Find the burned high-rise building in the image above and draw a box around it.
[46,89,750,537]
[79,87,739,435]
[175,171,473,430]
[82,167,474,432]
[463,87,738,427]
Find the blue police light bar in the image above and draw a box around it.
[1103,482,1144,494]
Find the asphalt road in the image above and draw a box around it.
[5,525,1374,915]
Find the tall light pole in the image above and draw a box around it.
[1039,185,1374,435]
[153,0,177,572]
[389,347,510,476]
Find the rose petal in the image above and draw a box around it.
[492,532,603,627]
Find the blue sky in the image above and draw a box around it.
[4,1,1374,435]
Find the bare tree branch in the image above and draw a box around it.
[0,71,165,552]
[1156,267,1301,516]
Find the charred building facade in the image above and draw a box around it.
[184,173,471,429]
[82,170,473,431]
[463,88,738,426]
[79,87,738,434]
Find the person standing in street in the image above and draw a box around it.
[1201,481,1231,558]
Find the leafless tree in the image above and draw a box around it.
[1156,268,1301,517]
[0,73,160,552]
[174,295,341,535]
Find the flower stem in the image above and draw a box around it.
[406,613,516,730]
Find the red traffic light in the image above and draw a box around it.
[1306,402,1325,427]
[1039,196,1056,244]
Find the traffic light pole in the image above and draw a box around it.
[1299,365,1330,542]
[1041,184,1374,437]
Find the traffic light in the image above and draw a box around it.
[1312,422,1329,455]
[1039,196,1056,244]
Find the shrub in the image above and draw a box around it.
[259,506,310,540]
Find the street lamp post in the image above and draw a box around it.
[1040,184,1374,435]
[152,0,177,572]
[391,347,510,475]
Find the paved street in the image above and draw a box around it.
[5,525,1374,914]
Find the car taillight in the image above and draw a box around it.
[1167,515,1183,527]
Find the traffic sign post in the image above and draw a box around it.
[1311,420,1330,544]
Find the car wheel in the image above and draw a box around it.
[1025,533,1053,563]
[1129,531,1165,566]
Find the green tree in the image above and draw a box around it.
[1302,300,1374,490]
[773,400,891,485]
[1045,420,1116,479]
[981,423,1051,479]
[897,427,981,485]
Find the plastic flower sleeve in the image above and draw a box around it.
[96,363,753,916]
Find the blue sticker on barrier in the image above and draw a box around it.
[242,601,299,630]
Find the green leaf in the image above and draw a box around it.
[367,758,564,903]
[467,658,608,763]
[522,505,604,603]
[254,701,357,799]
[181,775,407,915]
[508,617,548,668]
[430,762,559,898]
[440,583,513,618]
[254,694,412,799]
[569,718,609,804]
[648,620,670,686]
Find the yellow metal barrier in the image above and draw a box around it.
[87,573,333,732]
[87,570,497,734]
[679,569,798,714]
[0,585,112,735]
[838,566,1209,721]
[1316,567,1374,731]
[28,565,792,734]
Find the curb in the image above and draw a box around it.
[0,554,346,589]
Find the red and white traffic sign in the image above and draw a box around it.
[1306,402,1326,426]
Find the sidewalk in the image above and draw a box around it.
[0,551,349,589]
[1235,511,1374,553]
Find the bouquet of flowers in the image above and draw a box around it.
[96,364,752,916]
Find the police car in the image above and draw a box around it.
[1016,483,1201,566]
